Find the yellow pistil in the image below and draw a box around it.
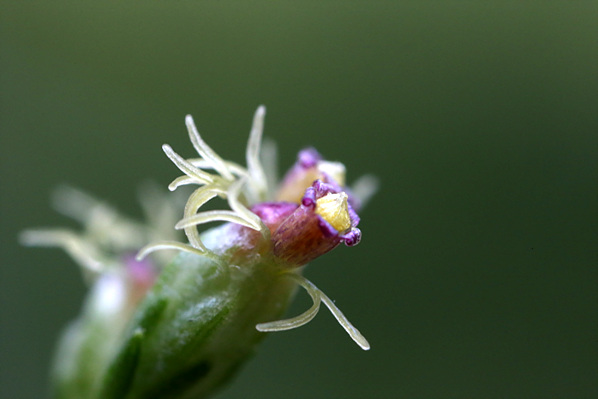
[315,192,352,233]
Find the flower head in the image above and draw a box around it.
[22,106,377,398]
[140,106,377,350]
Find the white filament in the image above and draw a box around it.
[188,158,247,177]
[168,176,196,191]
[162,144,215,184]
[136,240,206,260]
[226,178,264,232]
[19,229,104,275]
[185,115,235,181]
[246,105,268,202]
[256,273,370,351]
[260,138,279,199]
[183,186,224,250]
[175,210,258,231]
[350,174,379,209]
[256,274,321,332]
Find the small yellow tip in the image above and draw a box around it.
[315,192,352,232]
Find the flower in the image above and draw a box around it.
[140,106,376,348]
[22,106,377,399]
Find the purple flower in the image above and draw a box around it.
[136,106,377,350]
[21,106,378,399]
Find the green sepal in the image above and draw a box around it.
[98,328,144,399]
[50,274,137,399]
[99,249,295,399]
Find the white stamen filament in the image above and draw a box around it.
[256,274,321,332]
[246,105,268,202]
[168,176,197,191]
[136,241,206,260]
[260,138,279,199]
[256,273,370,351]
[185,115,235,181]
[350,174,379,210]
[175,210,258,231]
[19,229,104,275]
[188,158,247,177]
[162,144,215,184]
[318,285,370,350]
[226,178,265,233]
[52,185,107,223]
[183,186,226,250]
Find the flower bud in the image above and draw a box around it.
[272,181,361,266]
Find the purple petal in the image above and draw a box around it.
[342,228,362,247]
[298,148,321,168]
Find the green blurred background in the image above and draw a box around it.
[1,2,596,398]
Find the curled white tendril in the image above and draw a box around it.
[256,273,370,350]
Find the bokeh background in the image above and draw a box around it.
[1,2,596,398]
